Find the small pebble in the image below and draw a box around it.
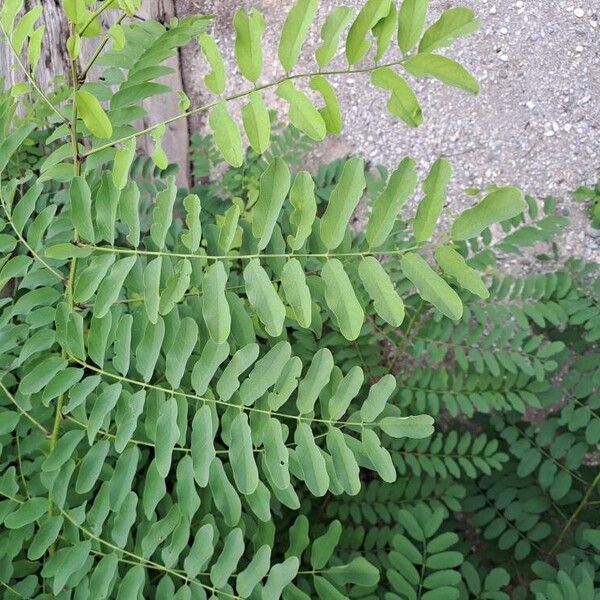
[574,8,585,18]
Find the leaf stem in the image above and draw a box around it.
[80,57,407,158]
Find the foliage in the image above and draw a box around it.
[0,1,598,599]
[573,176,600,228]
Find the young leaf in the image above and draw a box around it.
[243,259,286,337]
[413,158,452,242]
[370,66,422,128]
[198,33,226,94]
[253,157,291,250]
[346,0,393,64]
[451,186,526,240]
[419,7,479,53]
[233,8,265,83]
[228,412,259,495]
[276,80,327,141]
[287,171,317,250]
[278,0,318,72]
[434,245,489,299]
[75,90,113,139]
[202,261,231,344]
[367,157,418,247]
[315,6,354,68]
[209,101,243,167]
[281,258,312,328]
[398,0,429,53]
[310,75,343,135]
[241,91,271,154]
[358,256,405,326]
[404,53,480,95]
[321,259,365,341]
[320,157,366,250]
[400,252,463,320]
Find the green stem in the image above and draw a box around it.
[80,13,128,81]
[81,57,407,158]
[79,0,119,37]
[0,380,49,435]
[551,471,600,555]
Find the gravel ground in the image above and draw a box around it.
[181,0,599,263]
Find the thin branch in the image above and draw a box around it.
[0,380,50,435]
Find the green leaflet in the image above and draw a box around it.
[4,497,48,529]
[114,389,144,451]
[361,428,396,482]
[253,157,291,250]
[241,91,271,154]
[74,254,115,303]
[315,6,354,68]
[310,75,343,135]
[434,245,489,299]
[143,257,162,324]
[202,261,231,343]
[93,256,136,318]
[112,138,136,190]
[165,317,199,388]
[346,0,392,64]
[263,418,290,490]
[75,90,113,139]
[45,242,91,260]
[419,7,479,53]
[209,100,243,167]
[75,440,110,494]
[135,317,165,382]
[210,528,244,588]
[181,194,201,252]
[311,520,342,569]
[413,158,452,242]
[243,259,286,337]
[209,458,242,527]
[321,259,365,341]
[358,256,405,326]
[398,0,429,52]
[191,339,229,396]
[150,176,177,249]
[237,544,271,598]
[233,8,265,83]
[281,258,312,328]
[320,157,366,250]
[451,186,526,240]
[278,0,318,72]
[191,405,216,487]
[328,366,364,421]
[155,397,179,477]
[70,176,95,242]
[276,80,326,142]
[371,66,422,128]
[294,423,329,496]
[159,258,192,315]
[400,252,463,320]
[119,181,141,247]
[297,348,334,414]
[404,53,480,95]
[229,412,259,495]
[198,33,226,94]
[379,414,435,438]
[218,204,240,252]
[326,428,361,495]
[287,171,317,251]
[184,523,215,578]
[367,157,418,247]
[373,2,397,61]
[95,173,120,245]
[360,373,396,422]
[217,343,260,402]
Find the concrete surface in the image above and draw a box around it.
[181,0,599,262]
